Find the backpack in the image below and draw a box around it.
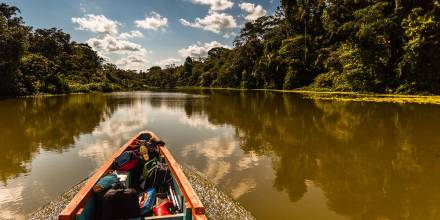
[101,188,140,220]
[93,173,122,194]
[137,138,166,160]
[112,151,140,171]
[140,158,172,191]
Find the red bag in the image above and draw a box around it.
[113,151,140,171]
[118,159,139,171]
[152,199,173,216]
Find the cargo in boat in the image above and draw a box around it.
[58,131,206,220]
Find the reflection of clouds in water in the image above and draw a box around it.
[181,135,238,184]
[78,141,114,166]
[0,185,26,220]
[181,134,262,199]
[78,100,151,166]
[236,152,260,171]
[305,179,314,187]
[94,101,150,137]
[0,209,25,220]
[108,91,207,99]
[230,178,257,199]
[0,185,23,204]
[205,160,231,184]
[178,114,220,130]
[181,136,237,160]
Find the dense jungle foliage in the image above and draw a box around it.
[0,3,154,97]
[171,0,440,94]
[1,1,440,97]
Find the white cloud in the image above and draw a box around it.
[239,2,267,21]
[72,14,119,34]
[73,13,150,71]
[116,53,145,65]
[87,35,144,53]
[115,51,149,71]
[155,58,183,67]
[191,0,234,11]
[222,31,237,39]
[86,34,150,71]
[97,52,111,63]
[178,41,230,58]
[135,12,168,31]
[119,30,144,39]
[179,11,237,34]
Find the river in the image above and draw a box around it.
[0,90,439,220]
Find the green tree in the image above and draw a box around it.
[0,3,29,96]
[178,57,193,86]
[397,7,440,92]
[2,2,440,96]
[0,3,146,96]
[28,28,71,60]
[20,53,68,94]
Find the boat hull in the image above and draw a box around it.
[58,131,206,220]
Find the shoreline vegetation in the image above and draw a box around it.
[177,87,440,105]
[1,2,440,98]
[277,90,440,105]
[0,3,154,97]
[10,87,440,105]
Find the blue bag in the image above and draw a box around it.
[112,151,140,171]
[113,151,132,167]
[139,188,156,216]
[93,173,120,193]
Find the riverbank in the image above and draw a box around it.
[276,90,440,105]
[1,86,153,100]
[177,87,440,105]
[4,87,440,105]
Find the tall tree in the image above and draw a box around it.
[0,3,29,96]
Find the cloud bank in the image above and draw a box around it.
[72,14,119,34]
[119,30,144,39]
[178,41,230,58]
[135,12,168,31]
[180,11,237,34]
[239,3,267,21]
[191,0,234,11]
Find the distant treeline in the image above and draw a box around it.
[0,3,154,97]
[2,1,440,97]
[163,1,440,94]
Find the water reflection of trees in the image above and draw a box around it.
[0,95,111,183]
[6,91,437,218]
[182,90,440,220]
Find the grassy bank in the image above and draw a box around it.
[177,87,440,105]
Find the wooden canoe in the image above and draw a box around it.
[58,131,207,220]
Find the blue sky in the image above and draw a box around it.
[5,0,279,70]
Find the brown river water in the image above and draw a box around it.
[0,90,439,220]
